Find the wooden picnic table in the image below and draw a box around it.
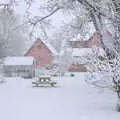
[39,75,51,81]
[32,75,57,87]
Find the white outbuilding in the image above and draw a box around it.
[3,56,35,78]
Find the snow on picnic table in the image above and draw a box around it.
[0,73,120,120]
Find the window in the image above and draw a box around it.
[36,59,40,65]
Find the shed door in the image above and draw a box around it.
[12,72,17,77]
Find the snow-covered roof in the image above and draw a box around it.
[72,48,91,57]
[24,38,58,56]
[41,39,58,55]
[72,47,105,57]
[3,56,34,66]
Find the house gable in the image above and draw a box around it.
[68,32,103,72]
[25,39,56,67]
[68,32,100,48]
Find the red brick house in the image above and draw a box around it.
[68,32,105,72]
[68,32,100,48]
[25,38,58,68]
[24,32,107,72]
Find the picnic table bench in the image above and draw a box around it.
[32,75,57,87]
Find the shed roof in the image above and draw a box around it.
[25,39,58,56]
[3,56,34,66]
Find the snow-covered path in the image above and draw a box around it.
[0,74,120,120]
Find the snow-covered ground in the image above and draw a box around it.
[0,73,120,120]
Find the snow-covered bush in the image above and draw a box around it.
[70,73,75,77]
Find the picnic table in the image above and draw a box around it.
[32,75,57,87]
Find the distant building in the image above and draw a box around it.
[3,56,35,78]
[68,32,105,72]
[67,32,100,48]
[25,39,58,68]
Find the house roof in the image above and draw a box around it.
[72,47,105,57]
[68,32,100,48]
[40,39,58,55]
[3,56,34,66]
[68,32,107,57]
[25,38,58,56]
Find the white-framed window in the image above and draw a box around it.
[36,59,40,65]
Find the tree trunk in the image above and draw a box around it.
[116,99,120,112]
[112,0,120,53]
[77,0,116,59]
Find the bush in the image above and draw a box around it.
[70,73,75,77]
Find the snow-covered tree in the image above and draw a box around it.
[0,8,28,57]
[21,0,116,56]
[52,48,73,76]
[4,0,120,111]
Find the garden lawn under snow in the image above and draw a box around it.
[0,73,120,120]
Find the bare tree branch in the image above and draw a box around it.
[28,7,61,26]
[77,0,113,20]
[13,7,61,37]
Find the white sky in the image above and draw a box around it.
[15,1,73,37]
[14,0,95,41]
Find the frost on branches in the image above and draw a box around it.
[53,48,73,76]
[2,0,120,111]
[0,8,28,57]
[84,44,120,111]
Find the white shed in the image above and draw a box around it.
[3,56,35,78]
